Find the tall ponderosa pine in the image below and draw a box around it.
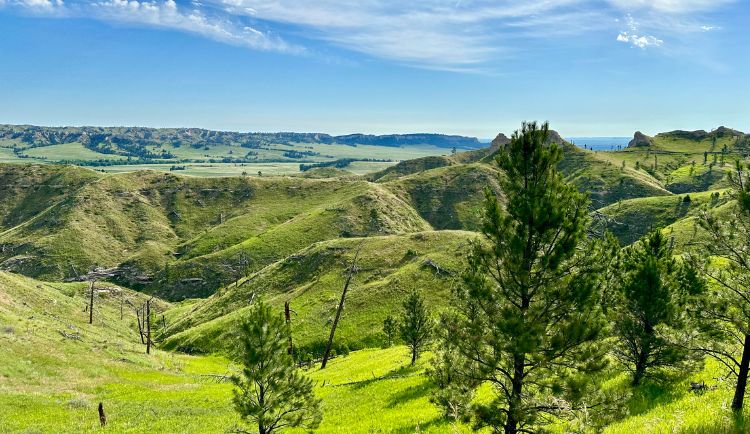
[695,160,750,411]
[231,300,322,434]
[612,230,704,386]
[399,290,432,365]
[437,121,611,433]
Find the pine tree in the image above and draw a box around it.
[611,230,704,386]
[399,291,432,365]
[695,160,750,411]
[437,122,611,434]
[382,315,397,348]
[428,340,475,422]
[231,300,322,433]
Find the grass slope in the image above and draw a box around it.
[596,189,730,245]
[161,231,473,356]
[557,143,672,209]
[154,181,433,299]
[382,163,502,230]
[0,270,467,433]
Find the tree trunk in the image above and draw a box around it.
[633,350,648,386]
[411,347,417,365]
[505,353,525,434]
[88,280,95,324]
[633,324,654,386]
[321,272,353,369]
[732,333,750,411]
[285,302,293,356]
[146,299,152,354]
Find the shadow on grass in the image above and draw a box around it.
[622,370,696,418]
[350,363,423,390]
[390,417,449,434]
[385,380,432,408]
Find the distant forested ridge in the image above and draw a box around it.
[0,124,482,157]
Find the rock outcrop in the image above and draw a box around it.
[547,130,566,145]
[488,133,510,153]
[628,131,654,148]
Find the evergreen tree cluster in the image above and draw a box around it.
[229,121,750,434]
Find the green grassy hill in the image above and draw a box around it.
[0,270,468,433]
[596,189,730,245]
[0,162,499,300]
[556,142,673,208]
[3,269,749,433]
[152,181,433,299]
[161,231,472,356]
[582,128,747,196]
[381,163,502,230]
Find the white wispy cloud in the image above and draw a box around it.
[616,32,663,48]
[608,0,735,13]
[0,0,737,70]
[215,0,612,70]
[2,0,300,53]
[613,13,664,49]
[609,1,729,50]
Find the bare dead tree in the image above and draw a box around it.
[82,267,119,325]
[321,241,363,369]
[221,250,253,288]
[88,280,96,324]
[136,306,146,344]
[146,298,152,354]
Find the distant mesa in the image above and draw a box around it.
[0,125,483,150]
[628,131,654,148]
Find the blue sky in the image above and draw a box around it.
[0,0,747,138]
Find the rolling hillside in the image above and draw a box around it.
[161,231,472,356]
[3,125,750,433]
[2,128,740,302]
[0,270,466,433]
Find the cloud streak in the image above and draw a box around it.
[2,0,301,53]
[0,0,736,70]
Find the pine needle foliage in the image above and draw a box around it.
[231,299,322,434]
[611,230,704,386]
[399,290,433,365]
[436,121,612,434]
